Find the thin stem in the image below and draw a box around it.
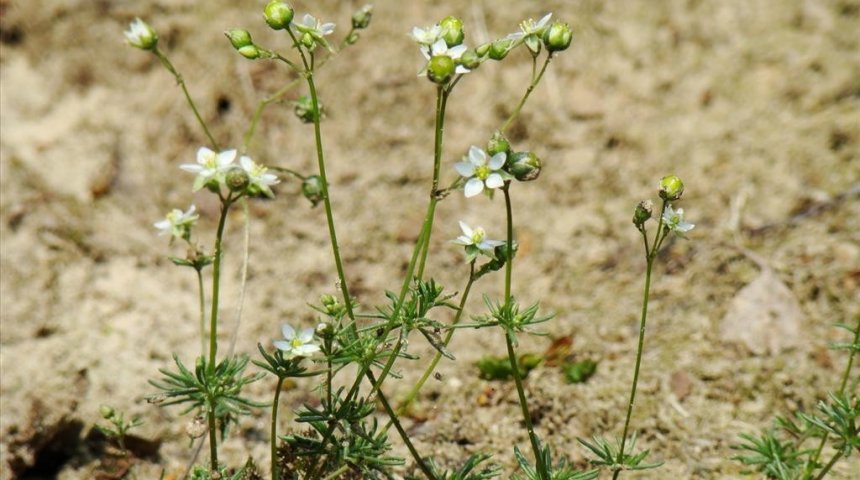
[813,450,843,480]
[321,465,350,480]
[195,268,206,358]
[415,87,449,280]
[207,408,218,473]
[208,197,233,374]
[499,54,553,135]
[271,377,284,480]
[501,185,547,480]
[613,257,655,480]
[153,48,219,150]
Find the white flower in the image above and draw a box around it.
[180,147,237,192]
[453,221,504,262]
[124,18,157,50]
[239,156,280,198]
[420,39,470,75]
[273,323,320,358]
[154,205,198,239]
[455,146,509,197]
[293,13,335,42]
[507,13,553,41]
[411,24,442,46]
[662,205,695,235]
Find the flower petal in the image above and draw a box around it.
[282,323,296,340]
[298,327,315,342]
[458,221,473,237]
[468,146,486,166]
[218,149,237,167]
[488,152,506,170]
[454,161,475,177]
[485,173,505,189]
[273,340,291,351]
[536,13,553,28]
[197,147,216,164]
[464,178,484,197]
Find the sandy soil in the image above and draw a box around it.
[1,0,859,478]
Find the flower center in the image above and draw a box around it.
[475,165,491,180]
[291,338,303,348]
[471,228,486,244]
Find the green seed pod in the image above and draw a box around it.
[226,168,250,192]
[488,38,515,61]
[225,29,253,49]
[238,44,261,59]
[352,5,373,30]
[659,175,685,201]
[263,1,294,30]
[542,21,572,52]
[439,16,464,47]
[487,131,511,157]
[293,95,320,123]
[99,405,115,420]
[300,32,315,49]
[632,200,654,228]
[427,55,455,84]
[302,175,324,206]
[508,151,542,181]
[459,49,481,70]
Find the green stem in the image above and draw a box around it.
[321,465,350,480]
[499,54,553,135]
[813,450,843,480]
[271,377,284,480]
[501,185,547,480]
[208,408,218,473]
[208,197,233,374]
[416,87,449,282]
[196,268,206,359]
[153,48,219,150]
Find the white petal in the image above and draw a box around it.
[455,65,471,74]
[464,178,484,197]
[298,327,315,342]
[458,221,473,237]
[218,149,237,167]
[281,323,296,340]
[468,146,486,166]
[488,152,506,170]
[536,13,553,28]
[320,23,335,35]
[197,147,216,164]
[302,14,315,27]
[192,175,207,192]
[273,340,292,351]
[240,155,254,171]
[485,173,505,189]
[447,44,467,59]
[454,161,475,177]
[430,38,447,55]
[453,235,472,246]
[180,164,203,173]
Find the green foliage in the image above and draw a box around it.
[561,360,598,384]
[476,353,542,380]
[512,444,598,480]
[578,434,662,473]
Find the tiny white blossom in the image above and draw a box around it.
[455,146,509,198]
[273,323,320,358]
[154,205,198,239]
[292,13,335,48]
[239,156,280,198]
[453,221,504,262]
[507,13,553,41]
[180,147,237,192]
[411,24,442,47]
[419,39,470,75]
[662,205,695,235]
[124,18,157,50]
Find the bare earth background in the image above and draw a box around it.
[1,0,859,478]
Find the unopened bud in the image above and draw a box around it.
[459,49,481,70]
[476,42,492,57]
[633,200,653,228]
[302,175,324,206]
[508,151,542,181]
[99,405,115,420]
[225,29,253,49]
[301,32,315,49]
[439,16,464,47]
[659,175,684,201]
[316,322,334,337]
[352,5,373,30]
[488,38,515,61]
[487,131,511,157]
[293,95,320,123]
[226,168,250,192]
[427,55,455,84]
[264,1,294,30]
[238,45,262,59]
[124,18,158,51]
[542,21,572,52]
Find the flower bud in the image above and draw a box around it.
[225,29,253,49]
[238,45,262,59]
[487,131,511,157]
[316,322,334,337]
[320,294,337,308]
[264,1,294,30]
[659,175,685,201]
[439,16,464,47]
[99,405,115,420]
[294,95,321,123]
[632,200,653,228]
[459,49,481,70]
[302,175,324,206]
[301,32,315,49]
[508,151,542,181]
[226,168,250,192]
[124,18,158,51]
[488,38,515,60]
[476,42,492,57]
[427,55,455,84]
[352,5,373,30]
[542,21,572,52]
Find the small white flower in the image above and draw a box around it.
[239,156,280,198]
[508,13,553,41]
[124,18,157,50]
[420,39,470,75]
[154,205,198,239]
[453,221,504,261]
[411,24,442,46]
[662,205,695,235]
[455,146,509,197]
[293,13,335,40]
[273,323,321,358]
[180,147,237,192]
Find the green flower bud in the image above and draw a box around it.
[508,151,542,181]
[460,49,481,70]
[659,175,685,201]
[542,21,572,52]
[238,44,261,59]
[632,200,653,228]
[487,131,511,157]
[476,42,491,57]
[225,29,253,49]
[439,16,464,47]
[124,18,158,51]
[352,5,373,30]
[427,55,455,84]
[302,175,324,206]
[320,294,337,308]
[488,38,515,61]
[301,32,315,49]
[293,95,321,123]
[263,1,294,30]
[226,168,250,192]
[99,405,115,420]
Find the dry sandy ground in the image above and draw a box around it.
[1,0,859,478]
